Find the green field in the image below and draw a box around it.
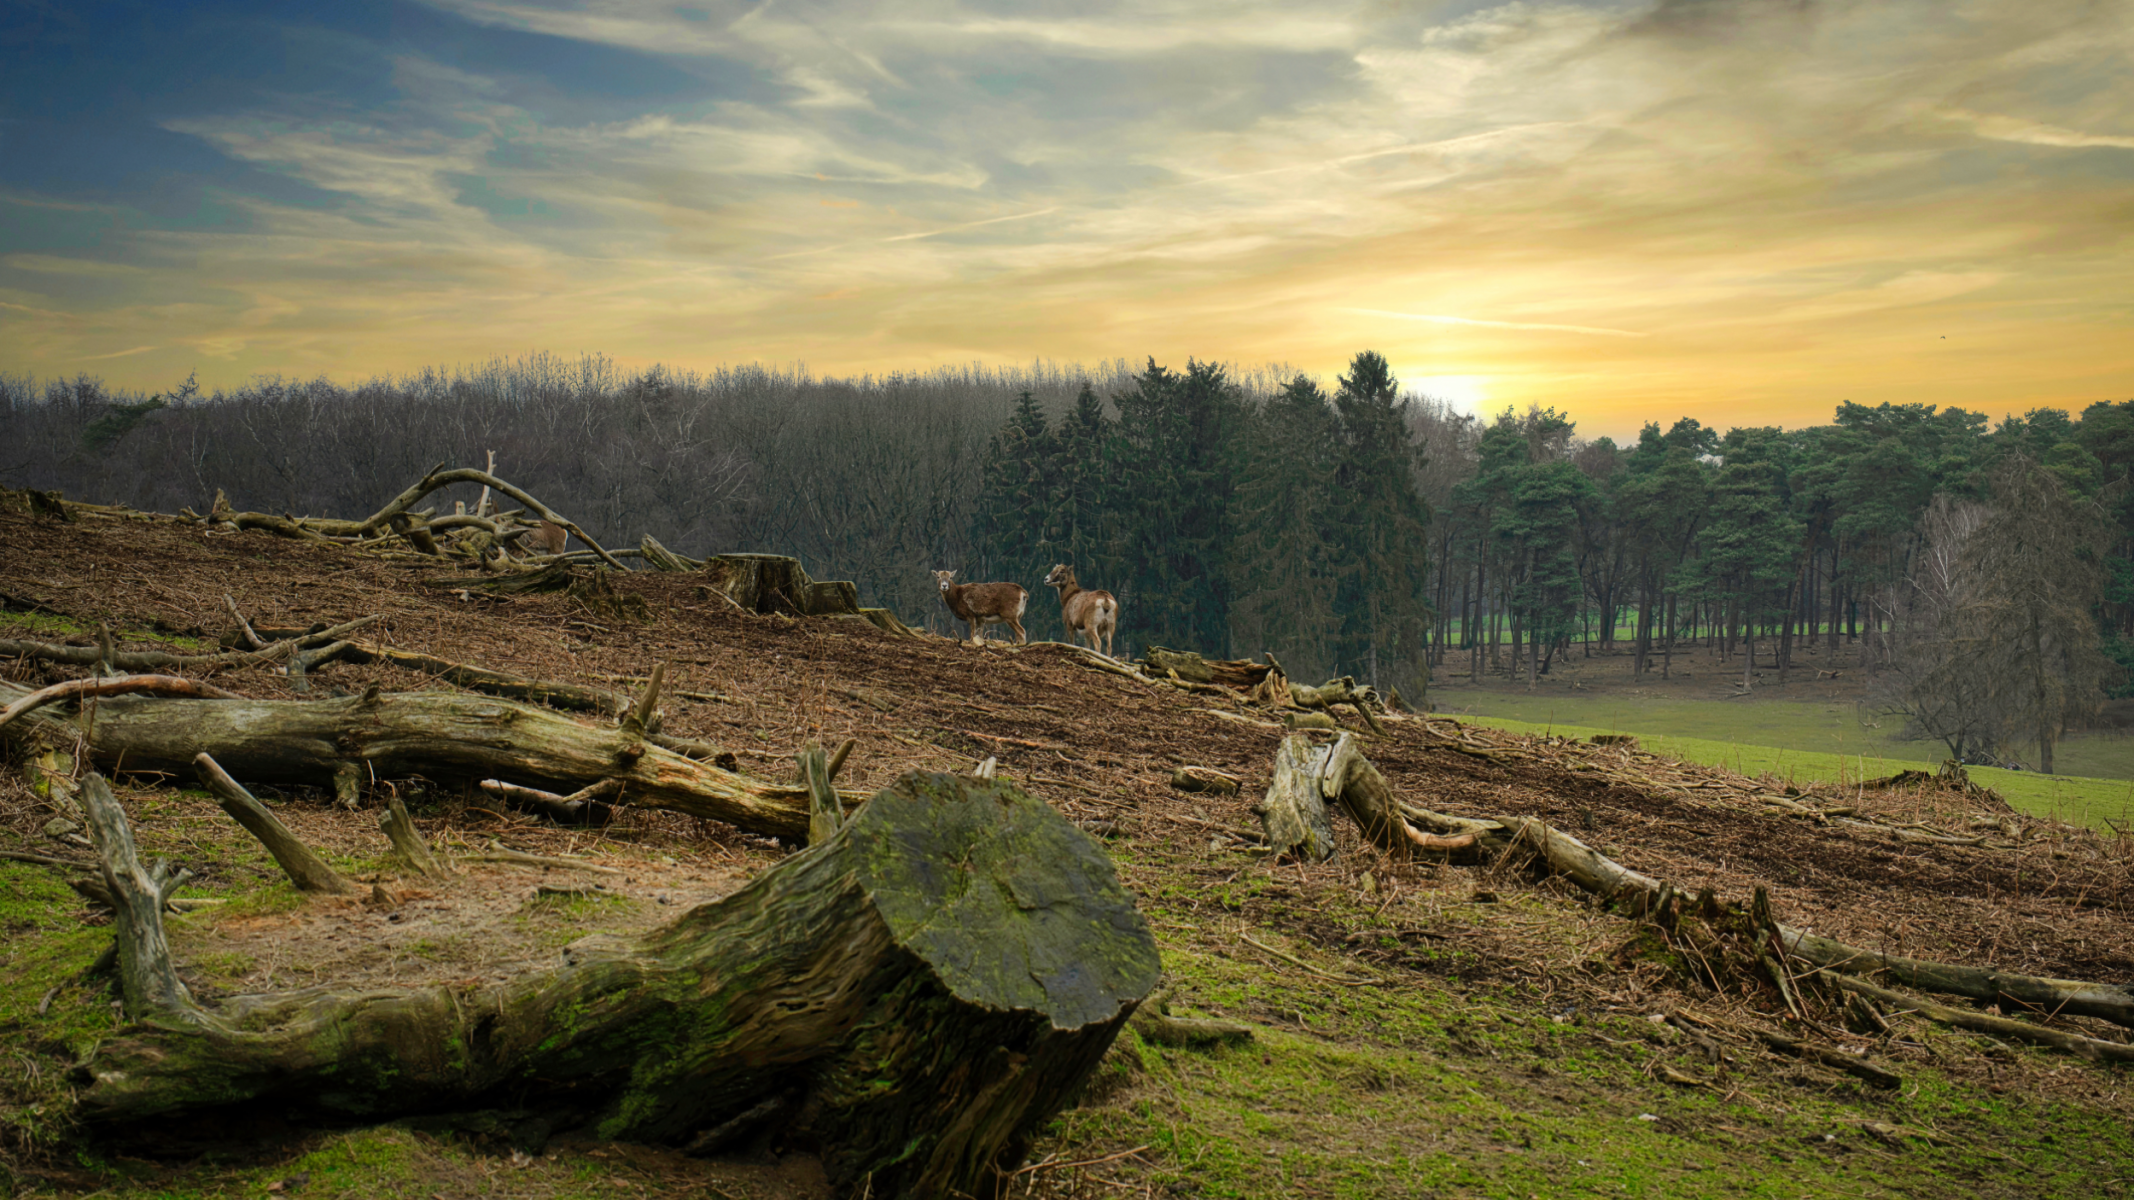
[1445,694,2134,831]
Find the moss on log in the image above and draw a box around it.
[77,771,1160,1199]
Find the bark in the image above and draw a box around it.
[1251,735,1338,862]
[1831,975,2134,1063]
[76,771,1160,1200]
[0,680,860,843]
[290,466,627,570]
[639,535,703,573]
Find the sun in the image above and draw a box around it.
[1405,374,1489,415]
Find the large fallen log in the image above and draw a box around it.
[0,680,855,843]
[76,769,1161,1200]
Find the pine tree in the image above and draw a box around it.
[1050,381,1115,586]
[969,391,1058,632]
[1228,375,1339,678]
[1108,359,1246,656]
[1328,352,1432,691]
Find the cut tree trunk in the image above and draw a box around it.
[701,554,862,617]
[77,770,1160,1200]
[0,681,859,843]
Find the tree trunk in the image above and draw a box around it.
[77,770,1159,1199]
[0,682,858,843]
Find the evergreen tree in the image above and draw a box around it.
[1108,359,1246,656]
[1328,351,1432,691]
[1228,375,1339,677]
[969,390,1058,632]
[1050,381,1115,587]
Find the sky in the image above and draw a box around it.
[1,0,2129,437]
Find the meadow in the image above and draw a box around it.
[1445,688,2134,830]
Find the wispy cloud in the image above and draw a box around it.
[1,0,2129,431]
[1342,308,1649,338]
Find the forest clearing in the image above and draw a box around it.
[1439,651,2134,832]
[3,483,2133,1199]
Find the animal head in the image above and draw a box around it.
[1044,563,1074,588]
[933,569,958,593]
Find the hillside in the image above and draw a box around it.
[3,493,2133,1198]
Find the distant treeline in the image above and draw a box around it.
[6,355,2134,759]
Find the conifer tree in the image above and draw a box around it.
[1328,351,1432,691]
[970,391,1058,632]
[1229,375,1339,678]
[1108,359,1245,656]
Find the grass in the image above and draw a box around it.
[1035,884,2134,1199]
[1448,709,2134,830]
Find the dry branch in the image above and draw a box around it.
[0,616,378,673]
[0,675,241,734]
[194,753,354,895]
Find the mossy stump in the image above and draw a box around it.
[76,771,1161,1199]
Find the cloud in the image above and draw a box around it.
[1343,308,1649,338]
[1945,108,2134,151]
[0,0,2129,434]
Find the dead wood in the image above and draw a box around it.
[77,773,204,1024]
[1140,647,1272,690]
[1780,926,2134,1029]
[701,553,863,617]
[1169,766,1241,796]
[288,466,627,570]
[194,753,354,895]
[72,772,1160,1200]
[1320,734,1477,856]
[0,616,378,673]
[638,534,702,572]
[0,675,241,734]
[1757,1032,1901,1089]
[477,777,623,825]
[1830,975,2134,1063]
[323,642,649,719]
[1251,735,1338,862]
[379,795,448,878]
[1129,984,1254,1046]
[0,679,860,843]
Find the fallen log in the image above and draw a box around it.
[317,641,631,716]
[0,680,860,843]
[1781,927,2134,1030]
[75,770,1160,1200]
[194,753,354,895]
[0,616,378,673]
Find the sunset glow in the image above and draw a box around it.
[4,0,2130,436]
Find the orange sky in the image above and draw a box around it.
[4,0,2130,438]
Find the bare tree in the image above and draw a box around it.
[1881,459,2113,771]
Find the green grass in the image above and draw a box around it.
[1450,710,2134,830]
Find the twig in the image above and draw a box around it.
[1239,932,1383,986]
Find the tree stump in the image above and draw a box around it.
[78,771,1160,1199]
[1252,735,1338,862]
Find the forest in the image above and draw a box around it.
[4,353,2131,770]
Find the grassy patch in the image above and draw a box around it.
[1450,708,2134,830]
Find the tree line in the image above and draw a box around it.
[4,355,2130,767]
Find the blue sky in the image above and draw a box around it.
[2,0,2130,431]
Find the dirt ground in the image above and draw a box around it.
[5,505,2134,1196]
